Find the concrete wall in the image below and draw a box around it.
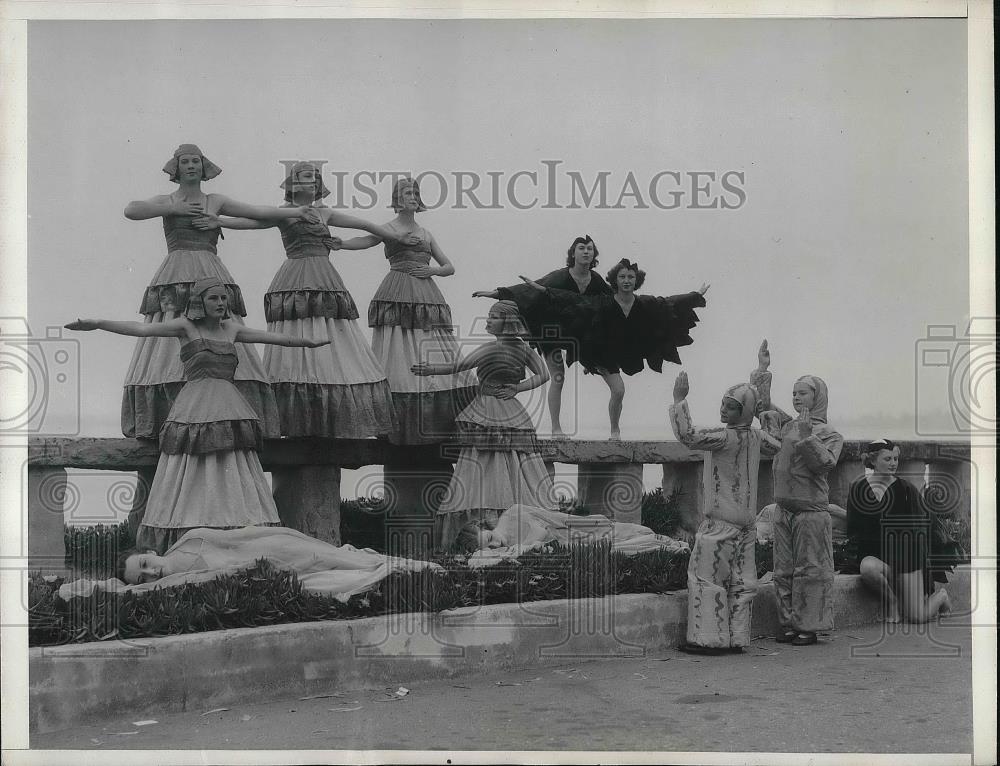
[29,568,973,734]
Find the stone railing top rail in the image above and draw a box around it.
[27,436,972,472]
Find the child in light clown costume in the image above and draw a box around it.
[668,344,781,655]
[754,341,844,646]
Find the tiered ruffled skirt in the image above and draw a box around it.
[135,377,280,554]
[435,392,557,550]
[263,256,395,437]
[369,271,477,444]
[122,249,279,439]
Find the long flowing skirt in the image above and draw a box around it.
[264,317,396,438]
[136,449,281,554]
[436,447,557,551]
[371,325,477,444]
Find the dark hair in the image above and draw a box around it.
[565,235,599,269]
[862,438,898,469]
[454,525,484,554]
[115,547,140,583]
[606,258,647,290]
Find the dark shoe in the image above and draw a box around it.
[775,630,797,643]
[791,632,818,646]
[677,642,727,656]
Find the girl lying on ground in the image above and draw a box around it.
[58,526,442,603]
[457,504,689,568]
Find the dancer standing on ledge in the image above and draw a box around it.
[67,277,330,554]
[335,177,476,444]
[755,342,844,646]
[411,301,557,551]
[668,343,781,655]
[122,144,310,440]
[472,235,611,437]
[846,439,953,623]
[198,161,420,438]
[489,258,708,439]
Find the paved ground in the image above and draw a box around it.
[33,620,973,756]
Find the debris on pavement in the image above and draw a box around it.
[328,706,363,712]
[132,720,157,726]
[299,692,344,700]
[395,686,410,697]
[200,708,230,716]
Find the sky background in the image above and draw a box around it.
[20,18,971,513]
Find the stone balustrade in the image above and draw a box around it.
[25,437,973,569]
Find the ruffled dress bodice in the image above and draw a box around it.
[163,214,221,255]
[385,235,433,268]
[264,215,359,322]
[139,199,247,317]
[278,216,330,260]
[158,339,262,454]
[368,224,453,330]
[181,337,238,381]
[475,344,527,396]
[456,342,536,451]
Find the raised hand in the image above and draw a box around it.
[323,236,342,251]
[757,339,770,371]
[519,275,545,292]
[65,319,99,331]
[305,339,332,348]
[672,371,689,403]
[797,407,813,438]
[191,214,221,231]
[472,290,499,299]
[698,283,711,296]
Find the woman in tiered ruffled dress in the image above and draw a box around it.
[335,177,476,444]
[411,301,557,550]
[122,144,312,440]
[204,162,421,438]
[67,278,330,553]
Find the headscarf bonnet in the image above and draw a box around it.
[280,161,331,203]
[162,144,222,183]
[184,277,231,320]
[795,374,829,423]
[723,382,763,427]
[490,300,529,337]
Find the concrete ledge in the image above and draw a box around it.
[27,436,970,470]
[29,569,973,733]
